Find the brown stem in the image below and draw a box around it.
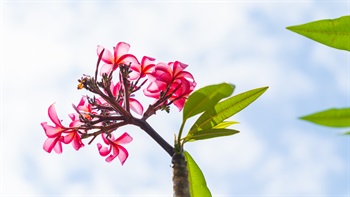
[120,64,131,112]
[172,151,190,197]
[80,121,128,143]
[93,85,131,119]
[94,48,105,81]
[130,118,174,156]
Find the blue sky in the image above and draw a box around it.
[1,1,349,196]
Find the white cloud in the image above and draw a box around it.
[311,45,350,96]
[259,130,345,195]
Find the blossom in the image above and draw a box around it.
[97,132,133,165]
[97,42,140,75]
[70,96,96,125]
[41,104,66,153]
[144,61,196,110]
[62,122,84,151]
[65,96,102,150]
[41,103,84,153]
[129,56,156,80]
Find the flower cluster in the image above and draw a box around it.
[41,42,196,165]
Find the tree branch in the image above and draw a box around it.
[131,118,174,157]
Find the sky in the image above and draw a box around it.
[1,1,350,196]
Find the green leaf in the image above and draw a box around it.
[343,131,350,135]
[184,128,239,142]
[300,108,350,128]
[286,15,350,51]
[183,83,234,122]
[213,121,239,129]
[189,87,268,133]
[184,151,212,197]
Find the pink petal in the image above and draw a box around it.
[130,64,142,73]
[112,145,120,156]
[97,143,111,156]
[101,133,111,145]
[142,56,156,67]
[173,98,186,111]
[117,54,140,68]
[143,88,159,98]
[155,63,172,75]
[143,64,156,75]
[69,120,83,127]
[146,81,167,92]
[117,145,129,165]
[62,132,74,144]
[72,140,84,151]
[48,104,63,127]
[146,72,157,82]
[77,96,86,108]
[105,154,117,163]
[68,113,77,121]
[43,136,62,154]
[110,82,121,97]
[143,84,162,99]
[171,61,188,75]
[41,122,65,138]
[129,98,143,115]
[128,70,140,80]
[114,42,130,59]
[175,71,195,81]
[53,140,63,154]
[100,64,113,75]
[68,114,84,127]
[158,72,172,83]
[145,82,160,92]
[43,137,56,153]
[97,45,113,64]
[71,133,84,150]
[115,132,133,144]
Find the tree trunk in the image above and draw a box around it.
[172,152,190,197]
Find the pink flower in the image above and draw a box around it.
[63,113,86,151]
[97,132,133,165]
[129,56,156,80]
[66,96,103,150]
[70,96,97,125]
[41,103,85,153]
[97,42,140,75]
[144,61,196,110]
[41,104,66,153]
[62,125,84,151]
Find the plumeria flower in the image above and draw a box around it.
[62,114,84,151]
[168,77,194,110]
[41,103,85,153]
[70,96,97,124]
[129,56,156,80]
[97,132,133,165]
[64,97,94,150]
[97,42,140,75]
[41,104,67,154]
[144,61,196,110]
